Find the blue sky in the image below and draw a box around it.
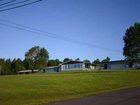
[0,0,140,61]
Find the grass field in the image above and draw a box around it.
[0,70,140,105]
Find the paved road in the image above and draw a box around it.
[47,87,140,105]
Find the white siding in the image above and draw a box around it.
[110,63,126,70]
[61,63,84,71]
[95,65,103,70]
[90,65,95,70]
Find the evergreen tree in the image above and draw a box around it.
[3,59,12,75]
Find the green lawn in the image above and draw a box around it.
[0,70,140,105]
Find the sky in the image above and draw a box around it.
[0,0,140,62]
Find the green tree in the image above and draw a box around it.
[83,59,91,63]
[75,58,80,61]
[0,58,5,75]
[11,58,25,73]
[34,48,49,69]
[25,46,49,70]
[63,58,72,62]
[23,59,33,70]
[2,59,12,75]
[123,23,140,60]
[47,59,61,67]
[101,56,110,63]
[0,58,26,75]
[93,58,100,64]
[55,59,62,65]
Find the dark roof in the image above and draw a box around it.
[108,60,126,63]
[61,60,83,65]
[44,66,60,69]
[93,59,140,65]
[108,59,140,63]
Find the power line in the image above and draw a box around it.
[0,0,31,9]
[0,22,70,41]
[0,19,79,43]
[0,20,122,53]
[0,0,42,12]
[0,0,16,6]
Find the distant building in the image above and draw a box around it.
[18,70,39,74]
[94,60,140,70]
[40,60,92,73]
[39,66,60,73]
[38,59,140,73]
[60,60,91,71]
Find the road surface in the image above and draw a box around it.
[47,86,140,105]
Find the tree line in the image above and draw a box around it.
[0,46,49,75]
[0,55,110,75]
[0,58,62,75]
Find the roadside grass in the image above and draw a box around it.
[0,70,140,105]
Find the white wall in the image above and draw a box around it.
[61,63,84,71]
[95,65,103,70]
[90,65,95,70]
[109,63,126,70]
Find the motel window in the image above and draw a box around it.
[68,65,70,69]
[74,64,76,68]
[65,65,68,69]
[72,64,74,68]
[77,63,81,68]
